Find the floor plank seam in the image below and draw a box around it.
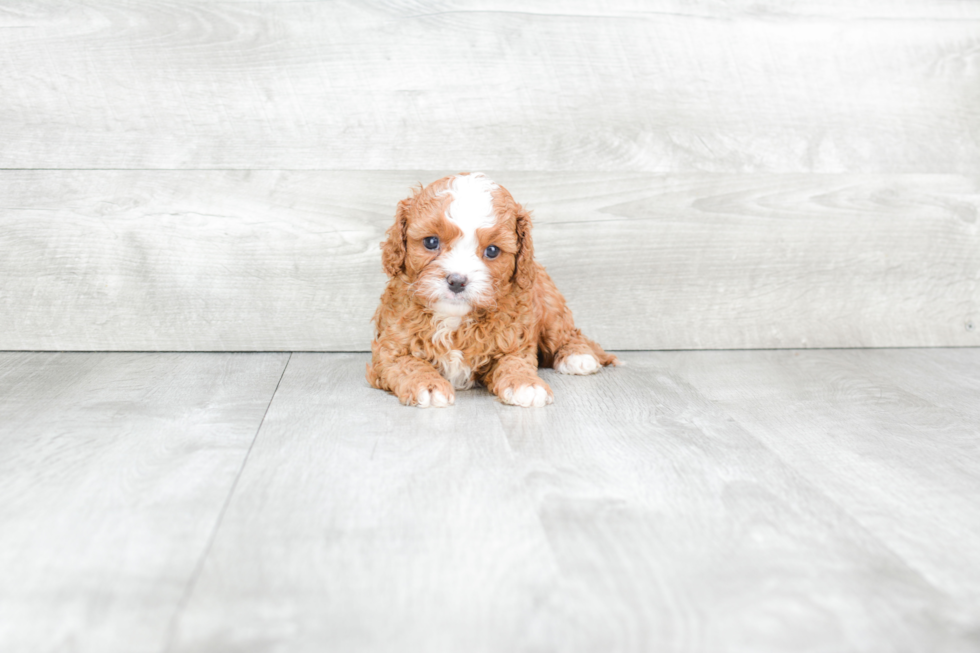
[160,352,293,653]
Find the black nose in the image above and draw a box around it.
[447,273,468,294]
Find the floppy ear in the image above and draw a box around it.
[513,205,536,290]
[381,196,412,277]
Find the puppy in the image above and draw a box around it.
[367,172,618,407]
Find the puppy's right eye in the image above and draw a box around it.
[423,236,440,250]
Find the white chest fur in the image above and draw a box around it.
[436,349,474,390]
[431,312,475,390]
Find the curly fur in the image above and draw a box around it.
[367,172,618,407]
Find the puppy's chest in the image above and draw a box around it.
[425,315,478,390]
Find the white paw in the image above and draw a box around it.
[555,354,600,376]
[415,389,454,408]
[501,384,553,408]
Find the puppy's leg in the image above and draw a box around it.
[367,355,455,408]
[484,352,553,408]
[533,267,620,373]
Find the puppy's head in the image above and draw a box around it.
[382,173,535,314]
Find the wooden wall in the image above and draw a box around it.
[2,1,978,350]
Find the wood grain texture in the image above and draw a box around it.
[1,1,979,171]
[495,354,976,653]
[1,170,977,350]
[169,353,560,653]
[166,351,979,652]
[3,350,978,652]
[660,348,980,626]
[0,352,288,653]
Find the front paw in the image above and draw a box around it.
[555,353,600,375]
[497,380,554,408]
[401,377,455,408]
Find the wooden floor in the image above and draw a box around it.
[1,349,978,653]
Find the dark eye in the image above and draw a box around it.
[423,236,440,251]
[484,245,501,259]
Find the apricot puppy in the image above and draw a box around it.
[367,172,618,407]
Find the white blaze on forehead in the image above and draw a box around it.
[443,173,499,235]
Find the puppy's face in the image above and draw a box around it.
[382,173,534,313]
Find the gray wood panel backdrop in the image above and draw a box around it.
[2,0,978,351]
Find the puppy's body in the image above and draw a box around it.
[367,173,617,407]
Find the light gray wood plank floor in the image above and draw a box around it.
[0,352,289,653]
[1,349,978,652]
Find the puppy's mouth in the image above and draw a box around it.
[432,296,473,317]
[441,290,471,304]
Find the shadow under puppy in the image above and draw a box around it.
[367,172,619,407]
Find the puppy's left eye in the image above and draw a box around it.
[484,245,501,259]
[423,236,440,250]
